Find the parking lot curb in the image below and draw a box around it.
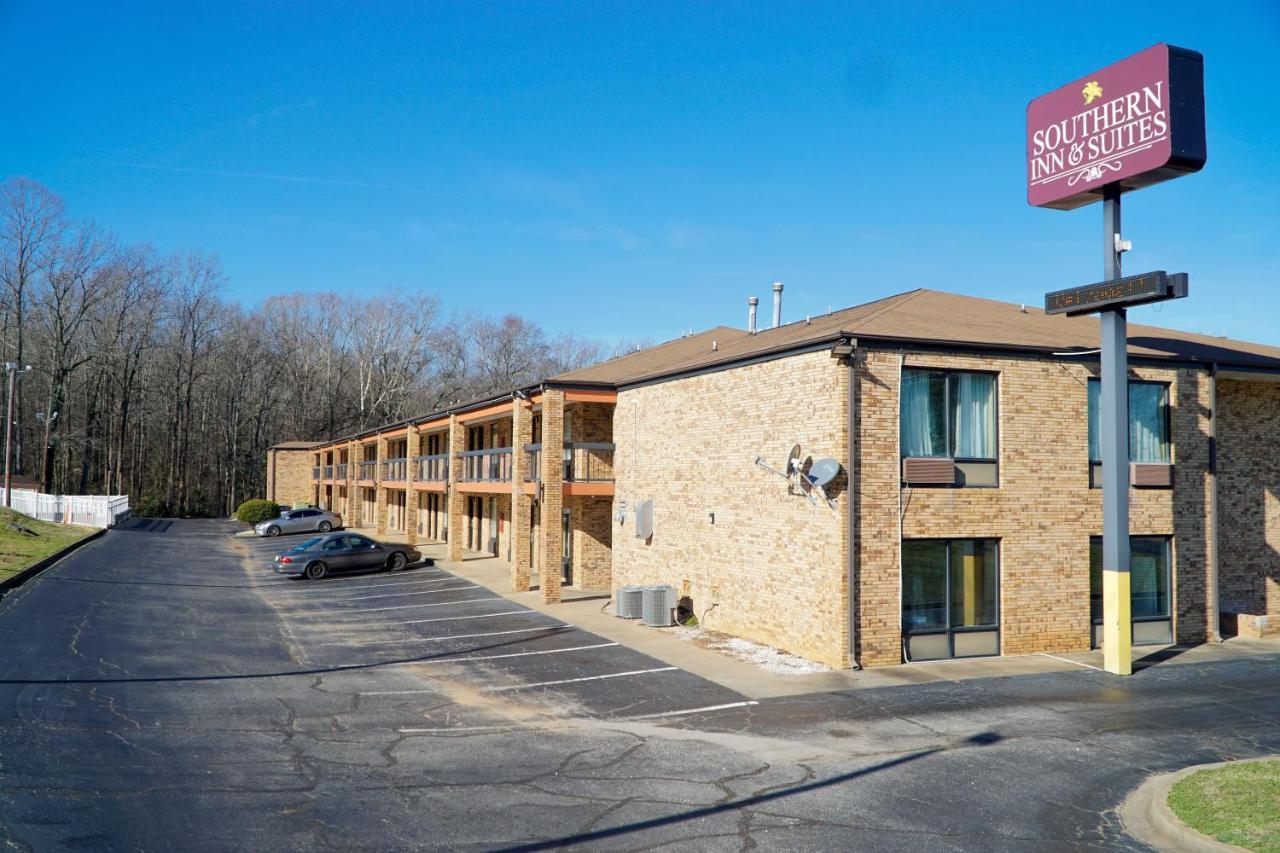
[0,527,108,598]
[1119,757,1269,852]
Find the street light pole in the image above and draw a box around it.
[3,363,17,508]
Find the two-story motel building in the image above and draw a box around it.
[269,288,1280,668]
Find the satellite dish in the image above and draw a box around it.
[754,445,839,510]
[806,458,841,489]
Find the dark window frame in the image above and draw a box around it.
[900,367,1001,489]
[902,537,1001,660]
[1089,534,1173,624]
[1086,378,1172,465]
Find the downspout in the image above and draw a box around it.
[846,343,861,669]
[898,352,906,662]
[1209,363,1222,642]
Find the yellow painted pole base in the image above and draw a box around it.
[1102,569,1132,676]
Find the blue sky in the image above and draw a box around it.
[2,1,1277,344]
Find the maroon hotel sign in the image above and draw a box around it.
[1027,44,1205,210]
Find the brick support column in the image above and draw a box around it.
[375,436,388,535]
[447,415,465,562]
[539,390,565,604]
[405,427,420,545]
[511,398,533,591]
[345,441,357,525]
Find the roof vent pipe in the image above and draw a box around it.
[772,282,784,328]
[747,296,759,334]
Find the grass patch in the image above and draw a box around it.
[1168,759,1280,852]
[0,507,96,583]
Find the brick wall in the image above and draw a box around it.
[1217,378,1280,621]
[854,348,1213,667]
[266,448,316,508]
[612,350,850,668]
[569,494,612,590]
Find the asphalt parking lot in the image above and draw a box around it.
[4,517,1280,852]
[240,532,752,723]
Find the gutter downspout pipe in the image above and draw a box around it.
[1209,363,1222,643]
[846,341,861,669]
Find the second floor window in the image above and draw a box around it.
[901,369,997,460]
[1087,380,1170,463]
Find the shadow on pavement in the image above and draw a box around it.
[496,733,1005,852]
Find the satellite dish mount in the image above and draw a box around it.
[754,445,841,510]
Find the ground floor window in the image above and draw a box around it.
[1090,536,1172,646]
[902,538,999,661]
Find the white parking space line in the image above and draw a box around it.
[399,610,535,625]
[275,577,461,598]
[278,584,478,607]
[291,596,505,615]
[264,573,451,594]
[349,642,621,690]
[319,625,571,647]
[394,700,758,734]
[484,667,678,693]
[326,583,476,602]
[624,700,760,720]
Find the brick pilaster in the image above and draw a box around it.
[447,414,465,562]
[375,436,388,535]
[539,390,565,603]
[512,398,533,591]
[405,426,420,545]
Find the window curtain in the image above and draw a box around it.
[1087,380,1101,461]
[950,373,996,459]
[1088,381,1169,462]
[901,370,942,457]
[1129,384,1169,462]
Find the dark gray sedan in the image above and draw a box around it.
[272,532,424,580]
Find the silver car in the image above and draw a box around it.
[255,507,344,537]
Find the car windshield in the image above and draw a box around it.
[289,537,323,552]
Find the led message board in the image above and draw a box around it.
[1044,271,1188,316]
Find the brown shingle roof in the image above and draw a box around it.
[551,289,1280,387]
[269,441,325,450]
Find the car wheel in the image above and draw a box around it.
[318,521,332,533]
[266,525,281,537]
[305,561,328,580]
[386,552,406,573]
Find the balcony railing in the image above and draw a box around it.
[312,466,321,480]
[383,457,408,481]
[322,465,334,480]
[335,463,348,481]
[413,453,449,482]
[566,442,615,482]
[524,442,615,483]
[358,460,378,480]
[460,447,513,482]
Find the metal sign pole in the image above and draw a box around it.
[1100,183,1132,676]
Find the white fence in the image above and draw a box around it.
[1,489,131,528]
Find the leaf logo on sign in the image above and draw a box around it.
[1081,80,1103,105]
